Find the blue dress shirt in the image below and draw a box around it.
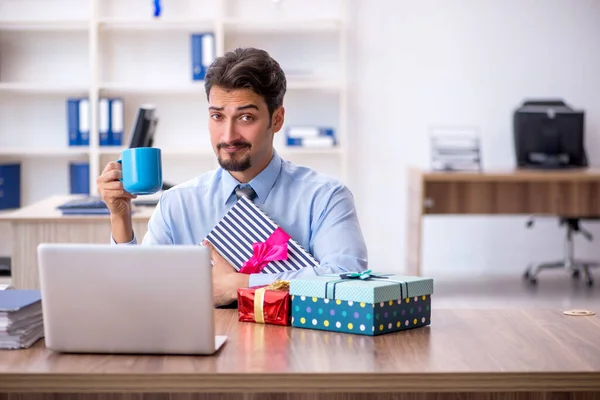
[116,149,368,287]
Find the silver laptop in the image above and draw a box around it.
[37,243,227,355]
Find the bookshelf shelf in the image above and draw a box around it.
[0,0,349,211]
[0,83,89,95]
[99,147,213,156]
[98,18,214,32]
[222,18,340,33]
[279,147,343,156]
[97,147,126,155]
[0,20,88,32]
[99,80,339,94]
[98,147,342,157]
[287,80,341,91]
[159,148,214,157]
[0,147,89,157]
[99,82,207,95]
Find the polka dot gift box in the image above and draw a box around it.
[289,270,433,336]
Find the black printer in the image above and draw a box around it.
[513,99,587,169]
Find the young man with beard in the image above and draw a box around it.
[97,47,368,307]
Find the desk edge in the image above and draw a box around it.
[1,372,599,393]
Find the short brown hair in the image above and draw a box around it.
[204,47,287,118]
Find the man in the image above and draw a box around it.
[97,47,368,307]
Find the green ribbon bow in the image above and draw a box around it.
[339,269,385,280]
[323,270,408,301]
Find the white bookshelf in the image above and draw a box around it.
[0,0,349,209]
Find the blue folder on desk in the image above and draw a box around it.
[0,290,41,314]
[56,197,110,215]
[0,290,44,350]
[56,197,137,215]
[60,208,111,215]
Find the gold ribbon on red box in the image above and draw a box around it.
[238,280,291,326]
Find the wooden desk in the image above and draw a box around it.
[0,309,599,399]
[407,168,600,276]
[0,195,153,289]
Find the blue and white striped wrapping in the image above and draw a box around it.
[205,197,320,274]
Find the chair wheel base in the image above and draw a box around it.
[528,277,538,285]
[523,269,537,285]
[523,265,594,287]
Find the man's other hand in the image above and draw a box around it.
[203,240,250,307]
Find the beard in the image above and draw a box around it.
[217,141,252,172]
[218,153,251,171]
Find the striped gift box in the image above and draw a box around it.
[205,197,319,274]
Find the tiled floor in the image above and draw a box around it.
[432,271,600,310]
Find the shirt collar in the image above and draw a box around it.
[221,149,283,205]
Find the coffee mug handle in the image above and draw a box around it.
[116,159,123,182]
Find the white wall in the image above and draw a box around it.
[348,0,600,277]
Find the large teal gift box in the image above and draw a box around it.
[289,271,433,336]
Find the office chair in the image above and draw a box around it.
[523,217,600,287]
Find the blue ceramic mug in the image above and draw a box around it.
[117,147,162,195]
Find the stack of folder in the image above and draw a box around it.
[429,128,482,171]
[67,97,124,147]
[56,197,110,215]
[285,126,336,148]
[0,290,44,349]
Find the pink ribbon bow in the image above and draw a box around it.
[239,227,291,274]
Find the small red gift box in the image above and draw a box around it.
[237,280,291,326]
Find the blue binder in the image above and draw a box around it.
[191,33,215,81]
[69,162,90,195]
[66,98,90,146]
[0,163,21,210]
[66,98,80,146]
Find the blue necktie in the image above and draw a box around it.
[235,185,257,201]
